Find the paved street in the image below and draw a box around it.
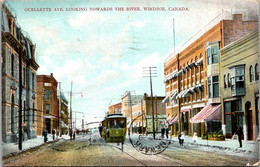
[2,133,259,166]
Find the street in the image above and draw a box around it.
[2,133,259,166]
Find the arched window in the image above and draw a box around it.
[46,89,50,100]
[255,64,259,81]
[250,65,254,82]
[224,75,227,88]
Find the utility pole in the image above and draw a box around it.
[59,82,62,137]
[143,67,157,140]
[69,82,73,140]
[155,95,158,133]
[18,41,22,150]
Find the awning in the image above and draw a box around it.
[190,104,222,123]
[162,96,170,103]
[61,120,69,128]
[181,108,190,112]
[177,69,183,76]
[43,115,56,119]
[171,90,178,100]
[169,115,179,124]
[182,89,191,98]
[164,115,172,125]
[195,57,203,66]
[176,90,185,98]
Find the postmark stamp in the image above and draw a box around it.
[128,114,171,155]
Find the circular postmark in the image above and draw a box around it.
[128,114,171,155]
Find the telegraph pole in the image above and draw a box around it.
[143,67,157,140]
[69,82,73,140]
[18,41,22,150]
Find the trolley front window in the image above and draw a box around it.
[108,119,126,128]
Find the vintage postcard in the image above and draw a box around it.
[1,0,259,166]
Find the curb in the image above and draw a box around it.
[2,139,61,159]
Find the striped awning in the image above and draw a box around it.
[162,95,170,103]
[195,57,203,66]
[182,89,191,97]
[176,90,185,98]
[171,90,178,100]
[177,69,184,76]
[190,104,222,123]
[164,115,172,125]
[169,115,179,124]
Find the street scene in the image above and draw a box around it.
[1,0,260,166]
[2,132,259,166]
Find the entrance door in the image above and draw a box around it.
[245,102,253,140]
[45,118,51,133]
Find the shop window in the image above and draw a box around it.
[250,65,254,82]
[255,63,259,81]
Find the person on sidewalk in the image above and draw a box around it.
[236,126,243,148]
[161,127,165,139]
[43,130,48,143]
[178,132,184,146]
[166,127,169,139]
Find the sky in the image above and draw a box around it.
[6,0,259,125]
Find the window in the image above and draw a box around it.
[32,103,35,124]
[119,108,121,114]
[208,77,212,98]
[255,64,259,81]
[212,76,219,97]
[11,54,14,76]
[208,76,219,98]
[227,73,231,87]
[224,75,227,88]
[206,44,219,65]
[46,89,50,100]
[207,48,211,65]
[23,100,26,122]
[46,104,50,114]
[23,67,26,86]
[32,73,35,89]
[115,108,118,113]
[230,65,245,96]
[250,65,254,82]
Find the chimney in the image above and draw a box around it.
[50,73,53,77]
[232,14,243,21]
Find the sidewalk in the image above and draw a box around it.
[170,135,259,154]
[2,134,71,157]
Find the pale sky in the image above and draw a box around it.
[7,0,259,125]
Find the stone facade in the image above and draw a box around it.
[164,13,258,137]
[36,73,59,134]
[220,30,259,140]
[1,2,39,143]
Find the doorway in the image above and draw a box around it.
[245,101,253,140]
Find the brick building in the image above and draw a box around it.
[164,12,258,137]
[109,102,122,114]
[1,2,39,143]
[220,30,259,140]
[36,73,59,135]
[58,92,69,135]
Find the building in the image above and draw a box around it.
[58,92,69,135]
[109,102,122,114]
[220,30,259,140]
[121,91,143,126]
[131,93,166,134]
[36,73,59,135]
[1,2,39,142]
[164,12,258,137]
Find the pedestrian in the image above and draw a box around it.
[98,125,103,137]
[161,127,165,139]
[52,129,55,140]
[43,130,48,143]
[178,132,184,146]
[73,131,76,140]
[166,127,169,139]
[236,126,243,148]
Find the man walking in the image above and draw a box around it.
[236,126,243,148]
